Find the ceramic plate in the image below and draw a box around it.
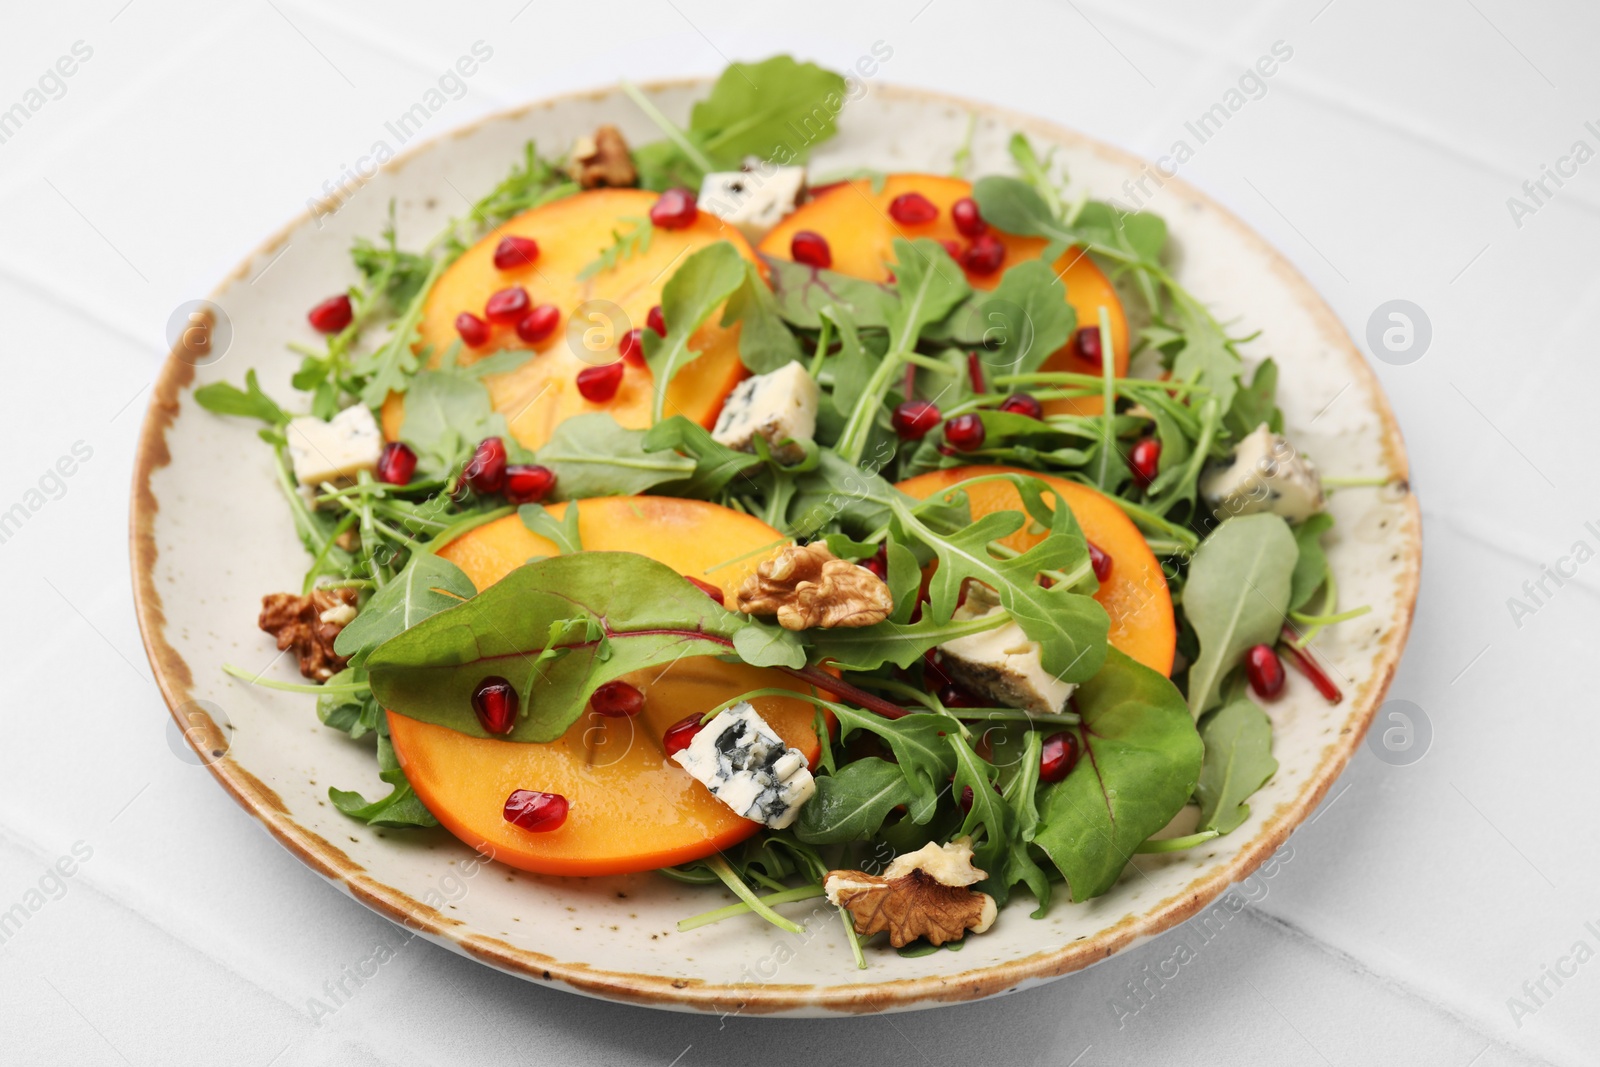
[131,78,1420,1015]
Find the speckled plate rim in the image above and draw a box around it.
[130,77,1421,1014]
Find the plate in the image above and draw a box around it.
[130,78,1420,1015]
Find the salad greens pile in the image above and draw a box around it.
[201,55,1368,960]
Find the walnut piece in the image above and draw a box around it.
[734,542,893,630]
[566,124,637,189]
[825,839,998,948]
[259,588,359,682]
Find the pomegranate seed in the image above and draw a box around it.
[1278,630,1343,703]
[577,360,625,402]
[1072,326,1103,366]
[503,789,568,832]
[503,464,555,504]
[892,400,942,440]
[938,684,980,710]
[943,413,986,452]
[951,197,986,237]
[650,188,699,229]
[1128,438,1161,488]
[1039,731,1079,783]
[957,780,1003,812]
[471,676,519,734]
[456,312,490,348]
[999,393,1042,419]
[940,239,963,259]
[464,436,507,494]
[1088,541,1113,583]
[663,713,705,758]
[961,234,1005,275]
[646,304,666,336]
[1244,643,1286,699]
[590,680,644,718]
[308,294,352,333]
[685,576,725,604]
[515,304,561,344]
[617,328,646,366]
[493,235,540,270]
[791,230,832,269]
[375,441,416,485]
[888,191,939,225]
[485,286,530,324]
[859,547,888,580]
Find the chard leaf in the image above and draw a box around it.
[762,255,895,329]
[1033,648,1204,901]
[536,413,695,497]
[367,553,752,742]
[731,621,807,669]
[333,553,475,666]
[794,757,919,844]
[642,241,749,421]
[1182,514,1298,716]
[723,264,803,374]
[193,370,288,427]
[1195,698,1278,835]
[1289,513,1335,612]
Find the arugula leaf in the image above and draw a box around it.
[1224,358,1283,439]
[1008,133,1067,220]
[787,449,912,538]
[366,553,750,742]
[830,705,958,819]
[1182,514,1298,716]
[354,257,446,408]
[643,415,760,498]
[794,757,919,844]
[723,263,805,374]
[333,553,475,665]
[1195,698,1278,834]
[690,56,849,167]
[330,768,438,828]
[641,241,749,421]
[1289,513,1335,612]
[576,216,653,281]
[993,730,1052,914]
[761,255,896,330]
[930,259,1076,378]
[317,667,380,739]
[889,476,1108,682]
[823,306,880,419]
[537,413,695,497]
[807,610,1007,671]
[972,175,1071,245]
[1168,292,1244,413]
[193,370,288,426]
[1033,648,1204,901]
[399,369,514,477]
[520,501,582,555]
[950,732,1010,878]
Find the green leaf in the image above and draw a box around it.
[537,413,696,498]
[366,553,749,742]
[762,255,895,330]
[788,450,918,538]
[950,732,1009,877]
[193,370,288,426]
[807,610,1008,672]
[824,306,880,420]
[931,260,1076,378]
[576,216,654,281]
[642,242,750,421]
[994,730,1052,914]
[520,501,582,555]
[317,667,380,739]
[643,415,760,498]
[794,757,917,844]
[333,553,475,665]
[731,621,807,669]
[889,475,1108,682]
[355,257,446,408]
[1195,698,1278,835]
[723,264,804,374]
[330,768,439,829]
[399,369,512,477]
[1289,513,1335,612]
[1224,358,1283,439]
[689,56,849,166]
[829,705,959,820]
[972,176,1068,244]
[883,238,971,355]
[1182,514,1298,716]
[1033,648,1204,901]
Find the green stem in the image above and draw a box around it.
[808,315,833,377]
[222,663,369,694]
[1289,604,1371,627]
[677,884,824,932]
[1135,830,1220,854]
[619,81,715,175]
[703,856,805,935]
[416,506,516,555]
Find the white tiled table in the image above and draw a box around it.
[2,2,1593,1063]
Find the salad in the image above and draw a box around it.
[199,55,1367,965]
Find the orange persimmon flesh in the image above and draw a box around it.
[896,467,1175,677]
[382,189,759,453]
[758,173,1129,418]
[385,496,821,876]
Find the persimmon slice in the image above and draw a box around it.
[382,189,760,453]
[385,497,820,876]
[759,173,1129,417]
[896,467,1175,676]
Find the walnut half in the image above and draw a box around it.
[566,124,637,189]
[734,542,893,630]
[259,588,358,682]
[825,839,998,948]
